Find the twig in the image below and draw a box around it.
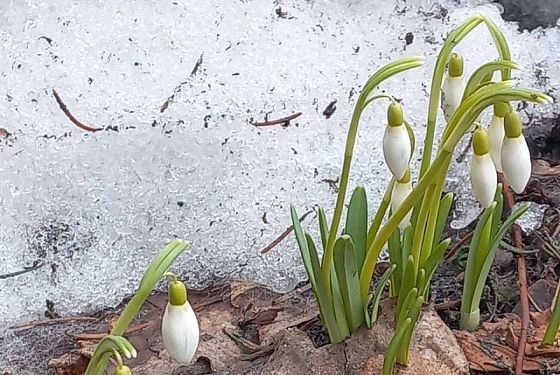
[0,260,45,279]
[444,231,474,260]
[499,174,528,375]
[250,112,302,127]
[52,89,103,132]
[67,322,152,340]
[260,210,314,254]
[433,299,462,311]
[160,53,204,113]
[10,316,97,331]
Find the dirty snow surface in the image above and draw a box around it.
[0,0,559,340]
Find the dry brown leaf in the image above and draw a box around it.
[532,159,560,176]
[455,312,560,373]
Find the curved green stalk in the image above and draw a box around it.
[366,178,394,247]
[420,14,484,178]
[481,15,512,80]
[462,60,518,100]
[322,56,425,292]
[85,335,137,375]
[87,240,189,374]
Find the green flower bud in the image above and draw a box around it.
[493,101,511,118]
[448,52,464,78]
[504,110,523,138]
[114,365,133,375]
[472,126,490,156]
[168,280,187,306]
[387,101,403,127]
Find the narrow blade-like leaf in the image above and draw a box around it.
[345,185,368,270]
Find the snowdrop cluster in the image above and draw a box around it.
[440,53,532,207]
[383,101,414,228]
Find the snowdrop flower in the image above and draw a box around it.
[162,276,199,363]
[441,52,466,123]
[501,110,531,194]
[486,101,510,172]
[470,126,496,208]
[391,168,413,230]
[383,101,411,180]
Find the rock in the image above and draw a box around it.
[344,298,470,375]
[494,0,560,30]
[260,328,345,375]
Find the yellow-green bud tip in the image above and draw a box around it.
[387,101,403,127]
[472,126,490,156]
[114,365,133,375]
[448,52,463,77]
[168,280,187,306]
[504,110,523,138]
[397,168,411,183]
[493,101,511,117]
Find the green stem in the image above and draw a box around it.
[85,335,136,375]
[366,178,394,247]
[322,57,425,290]
[420,15,484,178]
[460,308,481,332]
[543,291,560,346]
[360,148,452,301]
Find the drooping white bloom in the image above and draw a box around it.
[441,52,466,123]
[501,111,532,194]
[383,101,411,180]
[470,127,496,208]
[487,101,510,173]
[162,280,200,363]
[390,169,413,230]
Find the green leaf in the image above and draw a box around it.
[329,267,350,340]
[345,185,368,271]
[396,296,424,365]
[469,202,530,312]
[490,184,504,238]
[290,205,320,285]
[396,287,418,326]
[383,317,412,375]
[140,239,189,291]
[333,235,364,332]
[481,15,512,81]
[397,255,417,314]
[292,205,347,343]
[433,192,453,246]
[318,207,329,251]
[420,238,451,296]
[387,223,403,295]
[463,60,518,100]
[368,264,397,326]
[366,178,393,248]
[461,202,496,313]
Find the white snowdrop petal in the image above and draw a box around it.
[501,135,531,194]
[391,181,413,230]
[487,115,505,172]
[441,75,466,123]
[383,124,411,180]
[162,302,200,363]
[470,154,497,208]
